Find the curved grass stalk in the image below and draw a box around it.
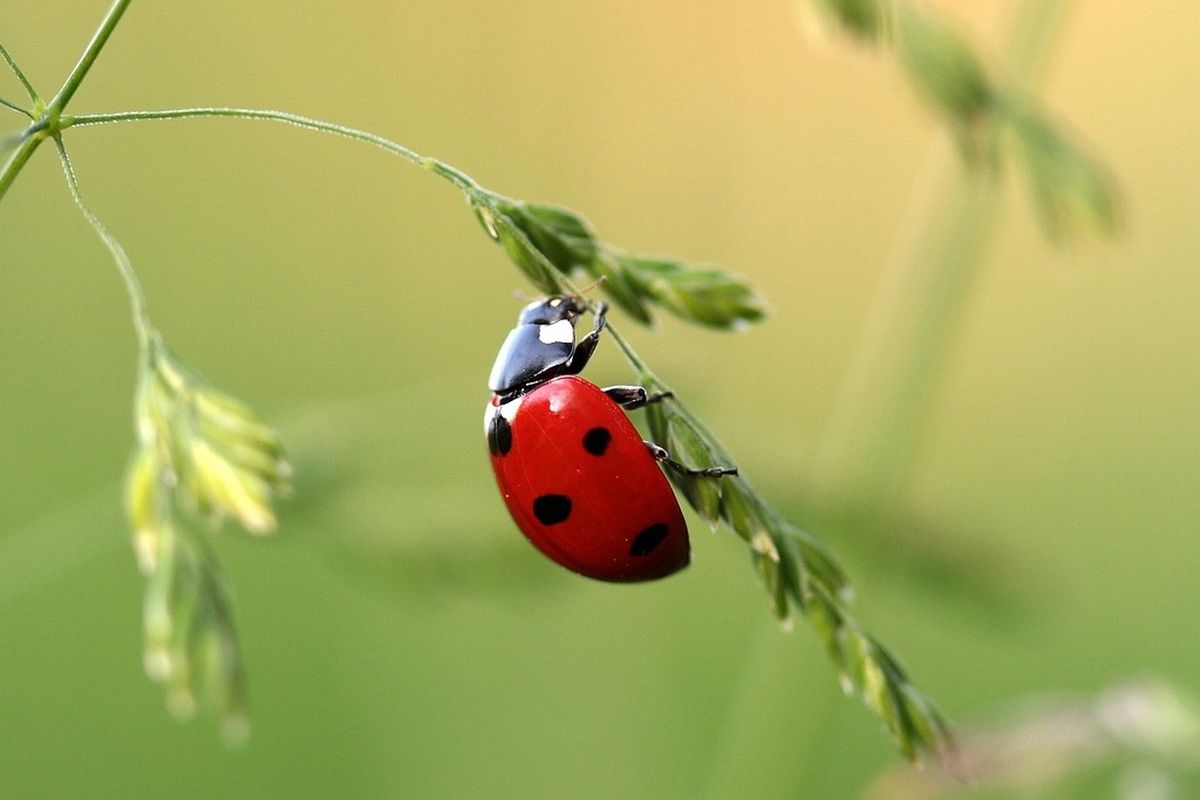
[52,137,152,350]
[63,107,477,192]
[1,96,32,117]
[0,39,39,104]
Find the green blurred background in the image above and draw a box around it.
[1,1,1197,797]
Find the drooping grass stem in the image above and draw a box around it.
[53,137,152,352]
[62,108,480,193]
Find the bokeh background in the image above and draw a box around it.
[1,1,1197,798]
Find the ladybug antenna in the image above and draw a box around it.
[572,275,607,301]
[579,275,607,295]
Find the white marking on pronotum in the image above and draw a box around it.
[538,319,575,345]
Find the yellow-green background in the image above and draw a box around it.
[1,1,1197,797]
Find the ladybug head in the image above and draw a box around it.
[490,294,586,396]
[517,295,582,326]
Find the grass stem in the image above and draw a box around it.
[46,0,131,114]
[1,95,32,117]
[64,107,451,181]
[0,39,39,104]
[53,137,152,351]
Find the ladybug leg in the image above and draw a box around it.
[603,386,675,410]
[645,442,738,477]
[560,301,609,376]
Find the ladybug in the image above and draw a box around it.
[485,294,736,582]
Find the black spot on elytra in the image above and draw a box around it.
[630,523,669,556]
[487,411,512,456]
[533,494,572,525]
[582,426,611,456]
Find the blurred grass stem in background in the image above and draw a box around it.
[815,0,1084,520]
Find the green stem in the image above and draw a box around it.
[815,0,1076,516]
[0,39,39,104]
[46,0,131,114]
[62,107,480,194]
[1,96,32,117]
[53,136,152,351]
[0,132,43,201]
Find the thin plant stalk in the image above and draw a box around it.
[61,107,477,191]
[45,0,130,112]
[0,132,44,201]
[52,137,152,351]
[2,106,480,206]
[0,39,39,104]
[1,96,32,117]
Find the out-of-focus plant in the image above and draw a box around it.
[806,0,1118,238]
[865,681,1200,799]
[124,334,291,743]
[806,0,1122,530]
[52,128,291,741]
[3,4,291,741]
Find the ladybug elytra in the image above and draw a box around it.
[485,294,735,582]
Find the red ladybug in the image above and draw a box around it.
[485,295,735,582]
